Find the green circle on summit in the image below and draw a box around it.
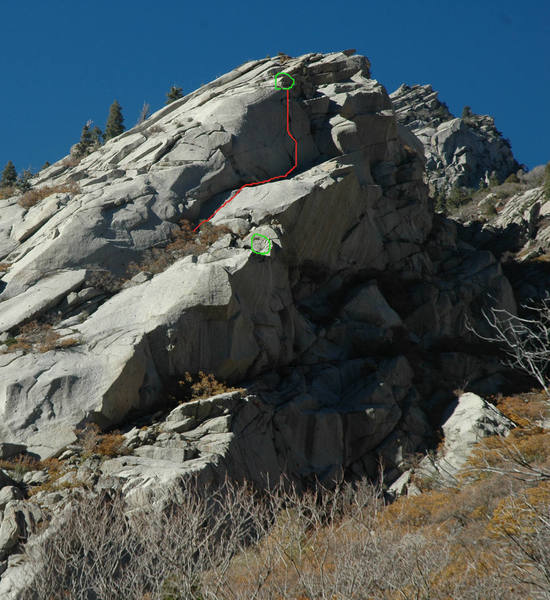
[274,71,295,90]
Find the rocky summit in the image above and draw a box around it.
[391,83,521,193]
[0,50,527,593]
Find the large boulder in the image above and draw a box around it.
[418,392,515,483]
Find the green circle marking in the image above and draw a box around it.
[274,71,295,90]
[250,233,272,256]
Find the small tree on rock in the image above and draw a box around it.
[461,106,473,119]
[104,100,125,141]
[136,102,151,124]
[0,160,17,188]
[166,85,183,105]
[17,168,33,192]
[91,125,103,147]
[74,123,94,158]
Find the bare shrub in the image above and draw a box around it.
[18,181,80,208]
[127,219,231,276]
[74,423,130,459]
[16,415,550,600]
[21,478,262,600]
[488,483,550,595]
[468,299,550,400]
[84,269,126,294]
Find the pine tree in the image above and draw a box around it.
[17,168,33,192]
[166,85,183,105]
[91,125,103,148]
[461,106,473,119]
[74,123,94,157]
[0,160,17,188]
[104,100,125,141]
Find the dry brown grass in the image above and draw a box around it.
[27,458,81,497]
[492,392,550,427]
[0,185,17,199]
[127,219,231,276]
[0,454,43,475]
[1,319,81,354]
[0,262,11,272]
[0,454,74,497]
[18,181,80,208]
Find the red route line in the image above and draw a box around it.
[193,88,298,231]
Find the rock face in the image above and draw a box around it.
[390,84,521,193]
[0,52,515,489]
[388,392,515,496]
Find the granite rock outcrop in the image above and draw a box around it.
[0,51,515,484]
[390,84,521,193]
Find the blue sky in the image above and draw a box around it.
[1,0,548,175]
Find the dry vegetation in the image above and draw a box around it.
[17,181,80,208]
[0,319,79,354]
[166,370,245,405]
[0,185,18,200]
[435,172,543,222]
[74,423,130,459]
[0,455,73,496]
[15,393,550,599]
[0,426,131,498]
[127,219,232,276]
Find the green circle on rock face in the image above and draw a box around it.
[274,71,295,90]
[251,233,272,256]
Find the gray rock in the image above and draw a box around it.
[0,508,19,559]
[0,487,24,511]
[161,417,196,434]
[0,500,43,560]
[0,443,26,461]
[419,392,515,482]
[0,269,86,332]
[131,271,152,284]
[0,471,18,490]
[341,281,402,327]
[388,469,413,498]
[0,50,520,502]
[22,470,49,485]
[390,84,520,193]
